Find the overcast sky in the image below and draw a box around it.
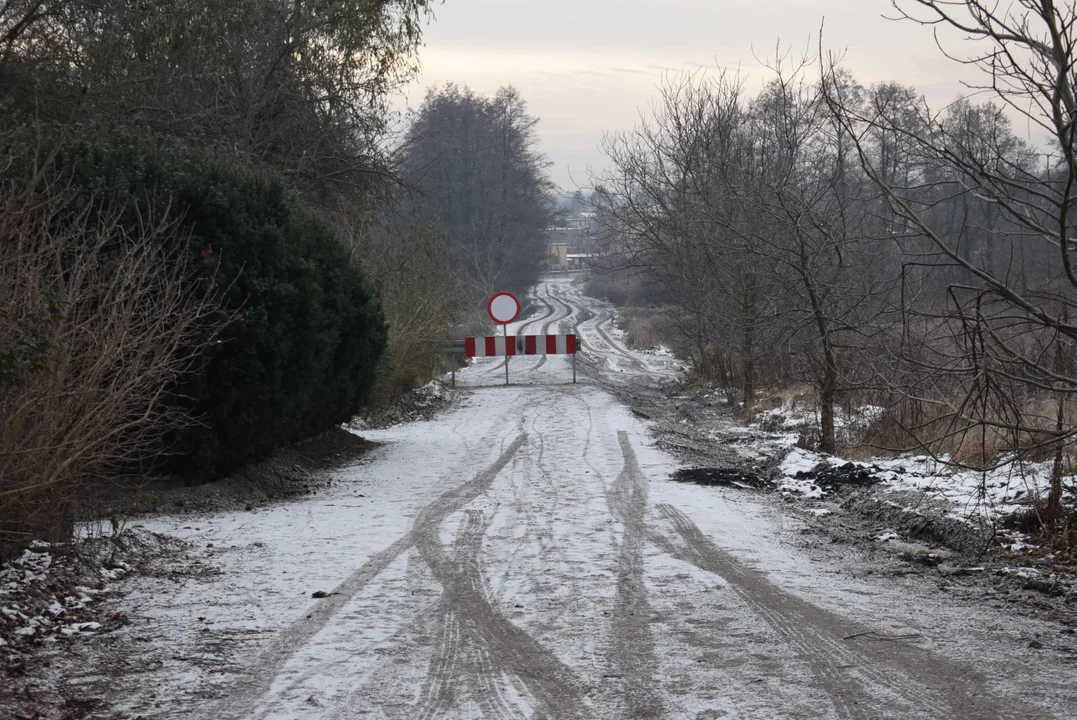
[393,0,1017,191]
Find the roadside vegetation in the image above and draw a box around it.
[589,1,1077,545]
[0,0,425,556]
[0,1,560,558]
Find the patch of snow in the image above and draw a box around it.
[780,448,828,476]
[778,478,826,500]
[747,397,1075,533]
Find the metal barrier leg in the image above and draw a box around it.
[573,327,579,384]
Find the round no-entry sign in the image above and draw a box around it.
[487,291,521,324]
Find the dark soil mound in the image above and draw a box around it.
[94,427,375,516]
[671,467,770,489]
[795,462,883,492]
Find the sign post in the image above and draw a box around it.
[573,324,578,384]
[487,292,521,385]
[435,341,466,388]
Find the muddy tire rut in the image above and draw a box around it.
[605,432,664,718]
[413,464,590,719]
[214,435,531,718]
[649,502,1034,720]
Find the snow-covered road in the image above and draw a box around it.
[66,280,1074,719]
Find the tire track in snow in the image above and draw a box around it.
[560,295,617,377]
[559,285,668,383]
[651,503,1034,720]
[413,608,463,720]
[414,510,514,720]
[563,296,642,378]
[493,392,566,593]
[414,464,590,719]
[527,290,571,372]
[590,312,660,378]
[506,284,572,374]
[531,395,572,565]
[526,284,576,373]
[470,645,517,720]
[604,432,664,718]
[650,504,865,719]
[214,434,529,719]
[456,510,517,720]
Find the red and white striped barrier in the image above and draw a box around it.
[464,334,578,358]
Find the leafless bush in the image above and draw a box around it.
[583,270,661,307]
[745,382,818,419]
[861,389,1077,465]
[0,171,220,557]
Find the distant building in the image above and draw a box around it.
[546,211,601,271]
[566,252,598,269]
[548,242,569,268]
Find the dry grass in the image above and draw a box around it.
[744,383,817,422]
[1004,501,1077,558]
[857,393,1077,469]
[854,412,1007,466]
[618,308,668,350]
[740,382,1077,470]
[356,223,462,408]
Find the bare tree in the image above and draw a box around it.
[822,0,1077,514]
[726,56,898,452]
[593,60,897,451]
[593,70,769,397]
[400,85,557,307]
[1,0,431,207]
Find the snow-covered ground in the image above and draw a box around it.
[6,278,1076,720]
[750,399,1077,542]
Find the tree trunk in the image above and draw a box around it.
[820,363,836,454]
[797,242,838,454]
[695,310,708,378]
[741,320,755,408]
[1049,390,1065,519]
[1048,325,1067,518]
[740,282,756,408]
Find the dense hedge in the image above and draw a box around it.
[63,144,387,477]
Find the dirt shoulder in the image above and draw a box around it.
[0,428,376,720]
[95,427,376,519]
[94,381,466,520]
